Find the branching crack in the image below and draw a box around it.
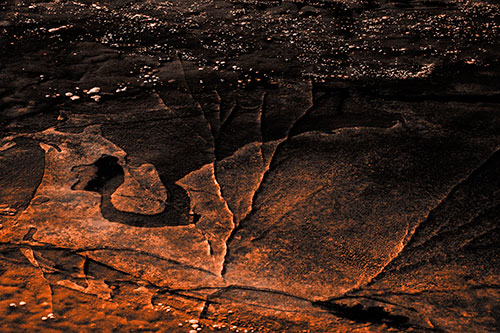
[1,241,218,277]
[360,147,500,289]
[220,80,314,277]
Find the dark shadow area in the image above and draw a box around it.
[313,300,411,329]
[0,137,45,214]
[22,227,37,242]
[84,155,123,192]
[215,102,262,161]
[289,88,398,137]
[82,155,191,227]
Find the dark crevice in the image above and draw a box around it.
[22,227,37,242]
[214,103,241,161]
[221,84,315,276]
[327,295,419,312]
[403,204,498,263]
[406,148,500,249]
[191,213,202,225]
[170,284,313,303]
[170,284,418,319]
[199,300,212,319]
[207,239,214,256]
[75,253,136,280]
[361,148,500,286]
[288,89,343,136]
[218,95,237,128]
[82,256,90,277]
[155,287,209,303]
[177,58,217,150]
[313,301,412,329]
[214,95,264,161]
[69,245,220,277]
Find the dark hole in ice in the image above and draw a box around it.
[191,213,201,224]
[84,156,123,192]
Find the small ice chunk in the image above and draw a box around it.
[90,95,101,102]
[87,87,101,94]
[48,25,69,33]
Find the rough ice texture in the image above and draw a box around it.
[1,0,500,330]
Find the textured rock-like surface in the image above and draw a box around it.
[2,127,228,280]
[223,125,499,300]
[0,138,44,221]
[331,148,500,331]
[1,0,500,331]
[176,163,235,275]
[111,163,168,215]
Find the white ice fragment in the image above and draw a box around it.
[48,25,70,33]
[87,87,101,94]
[90,95,101,102]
